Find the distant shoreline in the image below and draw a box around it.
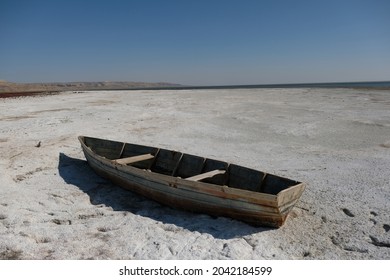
[168,81,390,91]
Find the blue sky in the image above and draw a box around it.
[1,0,389,85]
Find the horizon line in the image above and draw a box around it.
[2,79,390,87]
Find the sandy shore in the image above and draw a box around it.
[0,88,389,259]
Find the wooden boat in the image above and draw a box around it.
[78,136,306,227]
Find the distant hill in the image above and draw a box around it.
[0,80,182,93]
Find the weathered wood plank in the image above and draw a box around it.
[172,153,184,176]
[151,149,182,175]
[113,153,154,165]
[186,169,226,181]
[277,183,306,206]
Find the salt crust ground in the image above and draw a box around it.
[0,88,389,259]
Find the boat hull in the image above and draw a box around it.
[79,136,306,227]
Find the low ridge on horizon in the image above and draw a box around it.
[0,80,183,93]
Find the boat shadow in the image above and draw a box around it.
[58,153,272,239]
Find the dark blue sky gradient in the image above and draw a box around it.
[1,0,389,85]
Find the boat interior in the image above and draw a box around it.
[82,136,299,195]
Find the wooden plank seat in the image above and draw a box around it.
[113,153,154,165]
[186,169,226,181]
